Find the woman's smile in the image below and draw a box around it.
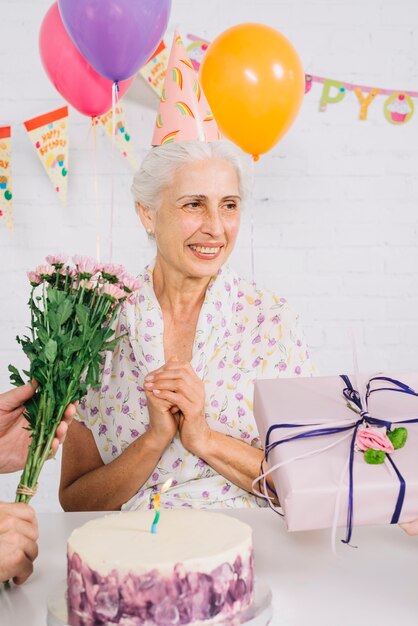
[188,243,224,260]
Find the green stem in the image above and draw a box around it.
[15,384,75,504]
[29,287,36,343]
[42,283,50,335]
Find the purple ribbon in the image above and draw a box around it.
[263,375,418,544]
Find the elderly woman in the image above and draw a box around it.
[59,140,314,512]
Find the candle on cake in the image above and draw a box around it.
[151,477,173,533]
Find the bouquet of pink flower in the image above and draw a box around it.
[9,254,140,504]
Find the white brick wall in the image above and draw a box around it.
[1,0,417,510]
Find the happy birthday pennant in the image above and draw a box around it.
[99,104,138,169]
[0,126,13,231]
[139,40,169,97]
[24,106,69,205]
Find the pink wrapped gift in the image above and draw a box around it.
[254,373,418,533]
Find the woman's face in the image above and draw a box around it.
[148,158,241,279]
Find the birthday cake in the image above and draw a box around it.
[67,510,254,626]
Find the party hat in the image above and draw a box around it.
[152,31,220,145]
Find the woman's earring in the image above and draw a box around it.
[146,228,153,235]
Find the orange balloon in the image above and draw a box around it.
[200,23,305,159]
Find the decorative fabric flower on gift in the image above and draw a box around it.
[355,424,408,464]
[9,254,141,505]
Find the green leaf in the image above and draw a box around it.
[47,288,59,306]
[37,326,50,345]
[76,303,90,329]
[45,338,58,363]
[48,310,60,332]
[8,364,25,387]
[364,449,386,464]
[85,360,100,388]
[59,332,71,347]
[63,336,85,357]
[387,427,408,450]
[21,341,37,356]
[102,337,120,352]
[23,396,40,430]
[56,298,74,327]
[47,288,66,306]
[77,382,88,399]
[31,360,48,386]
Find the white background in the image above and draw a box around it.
[1,0,417,509]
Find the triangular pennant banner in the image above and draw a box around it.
[99,104,138,170]
[139,40,169,97]
[0,126,13,231]
[24,107,69,206]
[185,34,209,71]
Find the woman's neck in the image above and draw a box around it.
[152,256,212,319]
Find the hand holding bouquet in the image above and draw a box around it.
[9,254,140,504]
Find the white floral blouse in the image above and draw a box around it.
[76,261,314,510]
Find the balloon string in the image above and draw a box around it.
[108,81,119,262]
[249,157,257,283]
[250,202,255,284]
[91,117,101,263]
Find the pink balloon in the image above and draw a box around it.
[39,3,134,117]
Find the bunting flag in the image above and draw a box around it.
[0,126,13,231]
[99,104,138,170]
[139,40,169,97]
[24,106,69,206]
[312,75,416,124]
[184,34,209,71]
[140,33,418,127]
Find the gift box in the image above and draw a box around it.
[254,373,418,533]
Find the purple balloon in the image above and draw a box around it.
[58,0,172,81]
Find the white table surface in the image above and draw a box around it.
[0,509,417,626]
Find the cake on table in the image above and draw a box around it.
[67,510,254,626]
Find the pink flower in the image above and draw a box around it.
[355,427,394,453]
[78,279,95,291]
[72,255,101,277]
[101,263,126,282]
[45,253,68,267]
[35,264,55,278]
[121,273,142,293]
[60,266,76,278]
[102,283,126,301]
[27,271,41,285]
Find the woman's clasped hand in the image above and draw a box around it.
[144,356,209,456]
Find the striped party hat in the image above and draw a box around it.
[152,31,220,145]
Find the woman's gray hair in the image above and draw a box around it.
[131,140,253,212]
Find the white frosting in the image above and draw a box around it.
[68,510,252,576]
